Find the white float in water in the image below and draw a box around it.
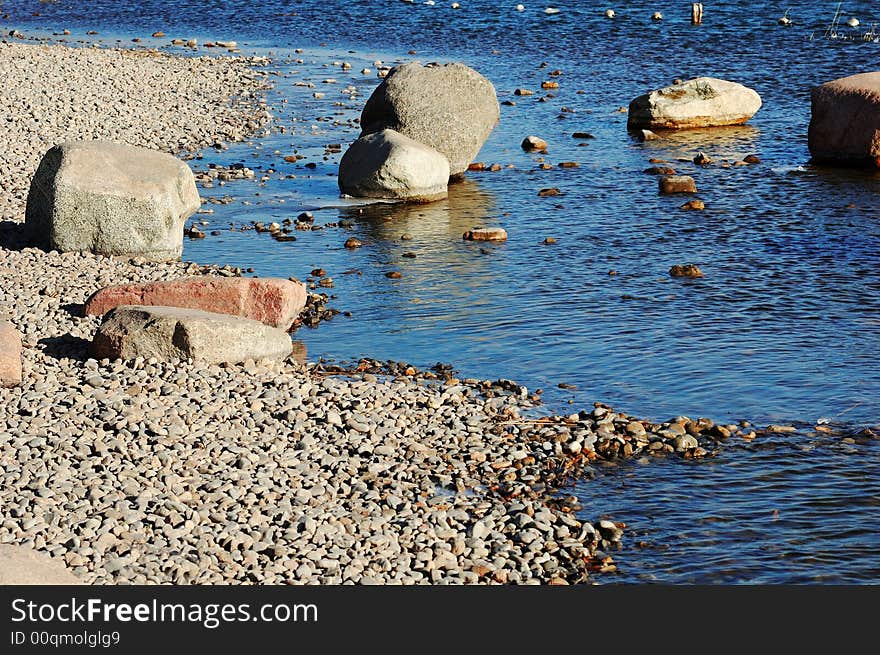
[424,0,435,5]
[652,11,662,21]
[778,15,792,25]
[451,1,460,7]
[516,4,525,11]
[847,17,860,27]
[605,9,615,19]
[544,7,560,14]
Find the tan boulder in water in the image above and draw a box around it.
[628,77,762,130]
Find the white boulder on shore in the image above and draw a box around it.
[25,140,200,261]
[338,129,450,202]
[627,77,762,130]
[91,305,294,364]
[359,62,500,177]
[808,72,880,167]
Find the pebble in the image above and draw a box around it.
[463,228,508,242]
[521,136,548,151]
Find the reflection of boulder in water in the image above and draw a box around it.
[335,178,496,242]
[631,124,761,160]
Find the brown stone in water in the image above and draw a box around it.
[538,187,561,197]
[644,166,676,175]
[558,161,579,168]
[463,227,508,241]
[468,162,487,171]
[659,175,697,194]
[680,199,705,210]
[809,73,880,167]
[743,154,761,164]
[344,237,363,249]
[514,88,534,96]
[541,81,559,89]
[669,264,704,278]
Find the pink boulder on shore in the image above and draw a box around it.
[0,321,23,388]
[84,277,307,329]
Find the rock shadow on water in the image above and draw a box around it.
[631,124,761,159]
[335,177,497,243]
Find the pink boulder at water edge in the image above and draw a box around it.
[0,321,22,388]
[84,277,307,329]
[809,72,880,167]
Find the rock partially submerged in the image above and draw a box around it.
[25,141,200,260]
[360,62,500,177]
[628,77,762,130]
[808,72,880,167]
[0,545,82,585]
[338,129,450,202]
[463,227,508,241]
[92,305,293,364]
[0,321,22,388]
[659,175,697,194]
[84,277,307,329]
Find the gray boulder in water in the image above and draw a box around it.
[359,62,500,177]
[338,129,450,202]
[25,140,200,260]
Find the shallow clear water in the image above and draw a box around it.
[6,0,880,583]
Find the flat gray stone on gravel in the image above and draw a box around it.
[91,305,293,363]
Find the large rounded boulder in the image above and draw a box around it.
[338,129,450,202]
[627,77,762,130]
[808,72,880,167]
[25,140,200,260]
[359,63,500,177]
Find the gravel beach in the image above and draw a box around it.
[0,41,731,584]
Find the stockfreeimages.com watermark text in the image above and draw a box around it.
[11,597,318,630]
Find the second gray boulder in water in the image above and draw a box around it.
[25,140,200,260]
[627,77,762,130]
[338,129,450,201]
[92,305,293,364]
[360,62,500,177]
